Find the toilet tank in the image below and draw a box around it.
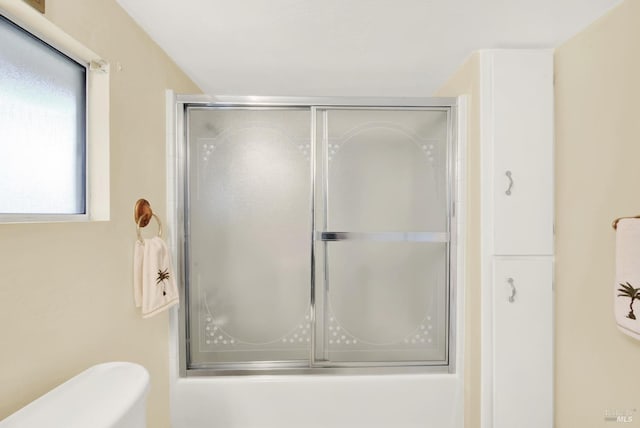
[0,362,150,428]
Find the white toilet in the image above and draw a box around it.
[0,362,150,428]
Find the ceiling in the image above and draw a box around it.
[116,0,622,97]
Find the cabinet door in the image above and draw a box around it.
[488,51,554,255]
[493,258,553,428]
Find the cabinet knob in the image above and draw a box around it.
[505,171,513,196]
[507,277,516,303]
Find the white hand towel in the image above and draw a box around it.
[133,240,144,308]
[133,236,179,318]
[615,218,640,339]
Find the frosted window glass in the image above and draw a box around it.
[0,15,86,215]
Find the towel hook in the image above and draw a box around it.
[134,198,163,243]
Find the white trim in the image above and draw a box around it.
[455,94,469,428]
[166,89,179,372]
[479,49,496,428]
[165,90,182,428]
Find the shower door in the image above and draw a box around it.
[181,99,455,373]
[312,107,450,366]
[185,107,312,368]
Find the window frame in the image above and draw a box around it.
[0,1,110,223]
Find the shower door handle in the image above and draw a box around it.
[317,231,448,242]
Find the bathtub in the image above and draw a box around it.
[165,92,467,428]
[170,368,463,428]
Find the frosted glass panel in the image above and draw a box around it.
[324,109,448,232]
[187,108,311,365]
[314,107,451,366]
[183,103,454,372]
[324,242,448,363]
[0,15,86,214]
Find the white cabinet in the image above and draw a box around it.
[493,258,553,428]
[480,50,554,428]
[485,51,554,256]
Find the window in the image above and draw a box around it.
[0,2,109,222]
[0,14,86,217]
[178,98,458,374]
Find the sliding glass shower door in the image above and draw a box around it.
[313,108,450,365]
[182,99,455,372]
[186,107,312,367]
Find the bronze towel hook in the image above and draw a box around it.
[134,198,163,242]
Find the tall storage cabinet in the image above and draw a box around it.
[480,50,554,428]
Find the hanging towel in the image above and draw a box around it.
[615,218,640,339]
[133,237,179,318]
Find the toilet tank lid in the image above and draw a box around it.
[0,362,150,428]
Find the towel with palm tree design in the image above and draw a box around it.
[614,218,640,340]
[133,236,179,318]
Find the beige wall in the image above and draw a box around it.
[435,53,481,428]
[0,1,199,426]
[555,1,640,427]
